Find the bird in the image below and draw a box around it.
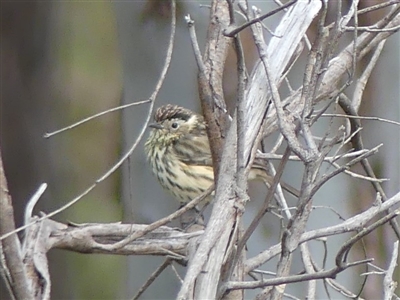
[144,104,298,204]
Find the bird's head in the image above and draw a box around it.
[146,104,205,147]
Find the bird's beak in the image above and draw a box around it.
[149,123,163,130]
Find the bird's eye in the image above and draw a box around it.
[171,122,179,129]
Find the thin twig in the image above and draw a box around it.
[335,209,400,268]
[353,40,386,110]
[330,161,388,183]
[43,99,150,138]
[224,0,297,37]
[311,144,382,196]
[101,185,213,251]
[170,261,183,283]
[358,0,400,16]
[338,94,400,239]
[320,113,400,127]
[24,183,47,226]
[257,149,371,161]
[132,259,171,300]
[345,24,400,32]
[185,15,205,73]
[226,259,370,291]
[237,147,292,259]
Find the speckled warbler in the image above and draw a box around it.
[145,104,298,204]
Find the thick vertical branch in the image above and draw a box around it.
[0,149,33,300]
[178,117,240,299]
[198,0,232,177]
[178,1,237,299]
[221,1,248,299]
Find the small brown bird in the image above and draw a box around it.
[145,104,298,204]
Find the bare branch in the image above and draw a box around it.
[244,0,322,159]
[320,113,400,127]
[43,99,150,138]
[223,0,297,37]
[132,259,172,300]
[191,0,231,178]
[335,208,399,268]
[246,192,400,273]
[383,241,399,300]
[100,185,213,251]
[358,0,400,16]
[338,94,400,238]
[352,40,386,111]
[226,258,370,291]
[24,183,47,227]
[0,150,33,300]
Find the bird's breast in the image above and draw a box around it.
[148,145,214,203]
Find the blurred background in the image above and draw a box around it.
[1,1,399,299]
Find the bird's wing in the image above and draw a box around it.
[173,133,213,167]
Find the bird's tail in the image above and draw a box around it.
[249,165,300,198]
